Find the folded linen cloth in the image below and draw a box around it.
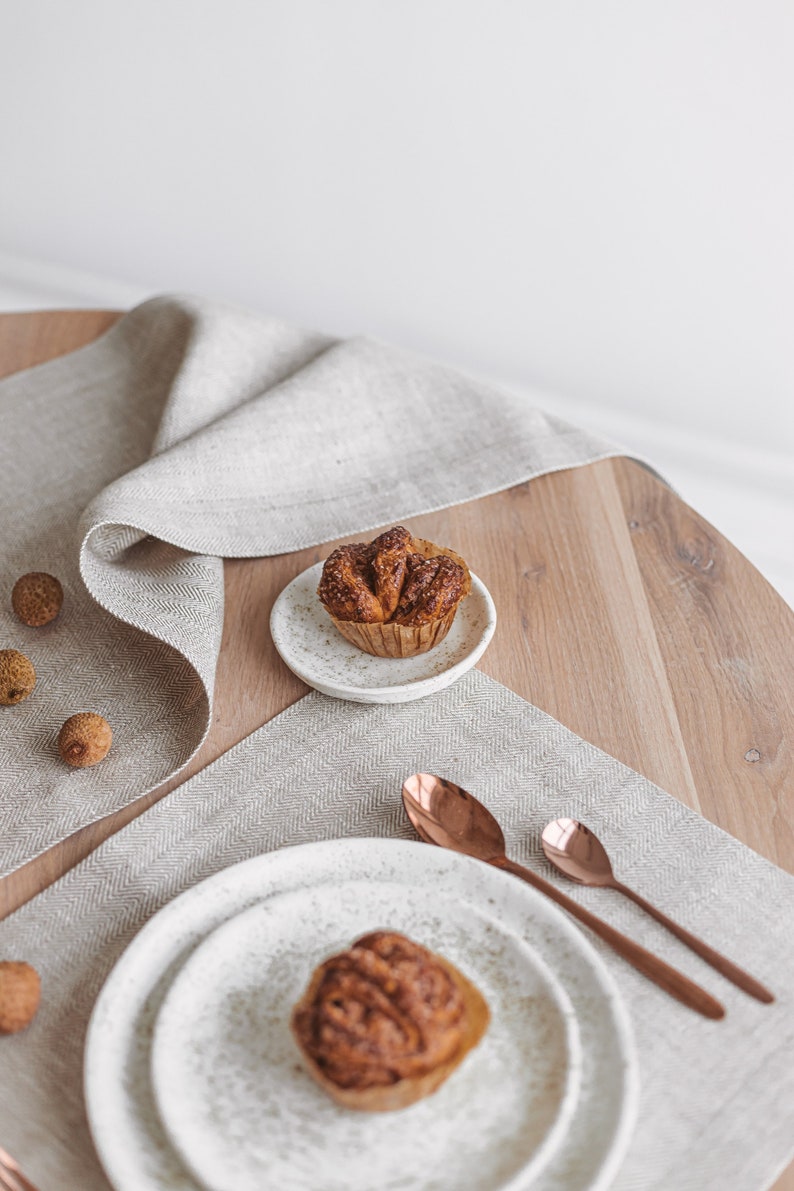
[0,672,791,1191]
[0,295,624,875]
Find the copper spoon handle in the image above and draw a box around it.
[0,1169,31,1191]
[0,1148,38,1191]
[610,880,774,1003]
[0,1166,21,1191]
[493,856,725,1019]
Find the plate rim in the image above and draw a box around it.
[269,561,497,701]
[84,837,639,1191]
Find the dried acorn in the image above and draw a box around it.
[0,961,41,1034]
[0,649,36,705]
[58,712,113,768]
[12,572,63,626]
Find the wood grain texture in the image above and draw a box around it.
[0,308,122,379]
[1,309,792,1188]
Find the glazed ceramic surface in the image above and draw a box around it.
[85,839,639,1191]
[269,563,497,703]
[151,881,580,1191]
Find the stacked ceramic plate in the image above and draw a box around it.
[84,838,639,1191]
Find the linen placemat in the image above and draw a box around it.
[0,671,792,1191]
[0,294,630,876]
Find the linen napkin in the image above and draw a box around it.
[0,671,791,1191]
[0,295,624,875]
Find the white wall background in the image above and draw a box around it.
[1,1,792,596]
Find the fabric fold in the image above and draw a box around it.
[1,294,626,874]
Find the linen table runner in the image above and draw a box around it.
[0,672,792,1191]
[0,295,625,875]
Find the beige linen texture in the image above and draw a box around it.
[0,672,792,1190]
[0,294,622,875]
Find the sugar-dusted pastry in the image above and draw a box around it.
[317,542,386,624]
[317,526,471,657]
[392,554,466,626]
[290,930,489,1111]
[369,525,413,619]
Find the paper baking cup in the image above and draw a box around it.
[325,537,472,659]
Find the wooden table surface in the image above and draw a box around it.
[2,310,793,1188]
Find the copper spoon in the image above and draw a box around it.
[541,818,773,1003]
[401,773,726,1020]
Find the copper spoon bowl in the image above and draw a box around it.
[401,773,726,1020]
[541,818,773,1003]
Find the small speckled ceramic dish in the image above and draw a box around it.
[84,840,639,1191]
[270,562,497,703]
[149,881,582,1191]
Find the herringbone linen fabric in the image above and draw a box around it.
[0,295,624,875]
[0,673,791,1190]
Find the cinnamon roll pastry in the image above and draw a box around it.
[290,931,490,1111]
[316,542,385,623]
[369,525,413,619]
[317,526,472,657]
[393,554,466,626]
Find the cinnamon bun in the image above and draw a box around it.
[290,930,489,1111]
[317,526,471,657]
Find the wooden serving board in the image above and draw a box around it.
[2,308,793,1189]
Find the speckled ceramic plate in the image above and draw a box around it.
[85,839,639,1191]
[150,881,582,1191]
[269,562,497,703]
